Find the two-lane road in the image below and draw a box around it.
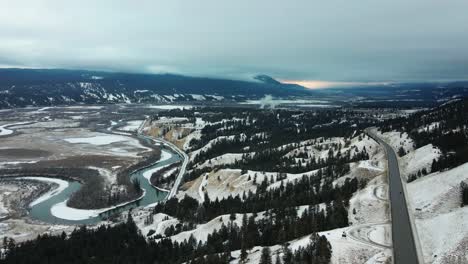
[157,138,189,200]
[367,130,420,264]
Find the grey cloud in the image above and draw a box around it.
[0,0,467,82]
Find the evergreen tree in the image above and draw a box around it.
[282,244,293,264]
[240,246,248,263]
[462,183,468,206]
[275,253,282,264]
[260,247,272,264]
[397,146,406,157]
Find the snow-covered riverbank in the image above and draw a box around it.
[23,177,69,207]
[0,122,32,136]
[142,149,173,189]
[19,148,176,222]
[20,177,105,221]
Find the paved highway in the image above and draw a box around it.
[157,138,189,200]
[367,130,420,264]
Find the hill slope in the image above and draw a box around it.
[0,69,312,108]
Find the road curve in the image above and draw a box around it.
[137,118,189,200]
[156,138,188,200]
[366,129,420,264]
[347,222,392,249]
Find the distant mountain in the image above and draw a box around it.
[0,69,312,108]
[1,68,468,109]
[253,74,282,85]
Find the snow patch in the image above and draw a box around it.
[120,120,144,132]
[50,200,108,221]
[401,144,441,178]
[146,105,193,110]
[64,135,132,145]
[23,177,69,207]
[0,122,31,136]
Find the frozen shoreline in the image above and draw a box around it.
[23,177,70,207]
[50,200,108,221]
[21,176,105,221]
[21,148,174,221]
[141,149,174,189]
[0,121,32,136]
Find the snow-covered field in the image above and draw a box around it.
[408,163,468,216]
[179,168,316,202]
[281,135,380,167]
[348,174,389,225]
[169,213,249,243]
[407,162,468,263]
[153,117,189,124]
[416,207,468,264]
[228,226,388,264]
[0,122,32,136]
[61,132,153,156]
[0,185,14,219]
[146,105,193,110]
[400,144,440,179]
[375,130,414,154]
[64,134,133,145]
[296,104,341,108]
[119,120,144,132]
[189,134,246,161]
[12,120,80,129]
[339,159,392,264]
[63,106,103,110]
[0,126,13,136]
[196,153,247,170]
[0,161,38,169]
[240,99,332,105]
[179,169,248,201]
[133,212,180,238]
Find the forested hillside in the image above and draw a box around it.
[377,98,468,263]
[138,107,390,263]
[381,99,468,175]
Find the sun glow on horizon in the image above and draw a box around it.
[282,80,391,89]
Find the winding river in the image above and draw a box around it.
[25,147,180,225]
[15,125,183,225]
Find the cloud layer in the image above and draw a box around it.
[1,0,468,82]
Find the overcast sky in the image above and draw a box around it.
[1,0,468,86]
